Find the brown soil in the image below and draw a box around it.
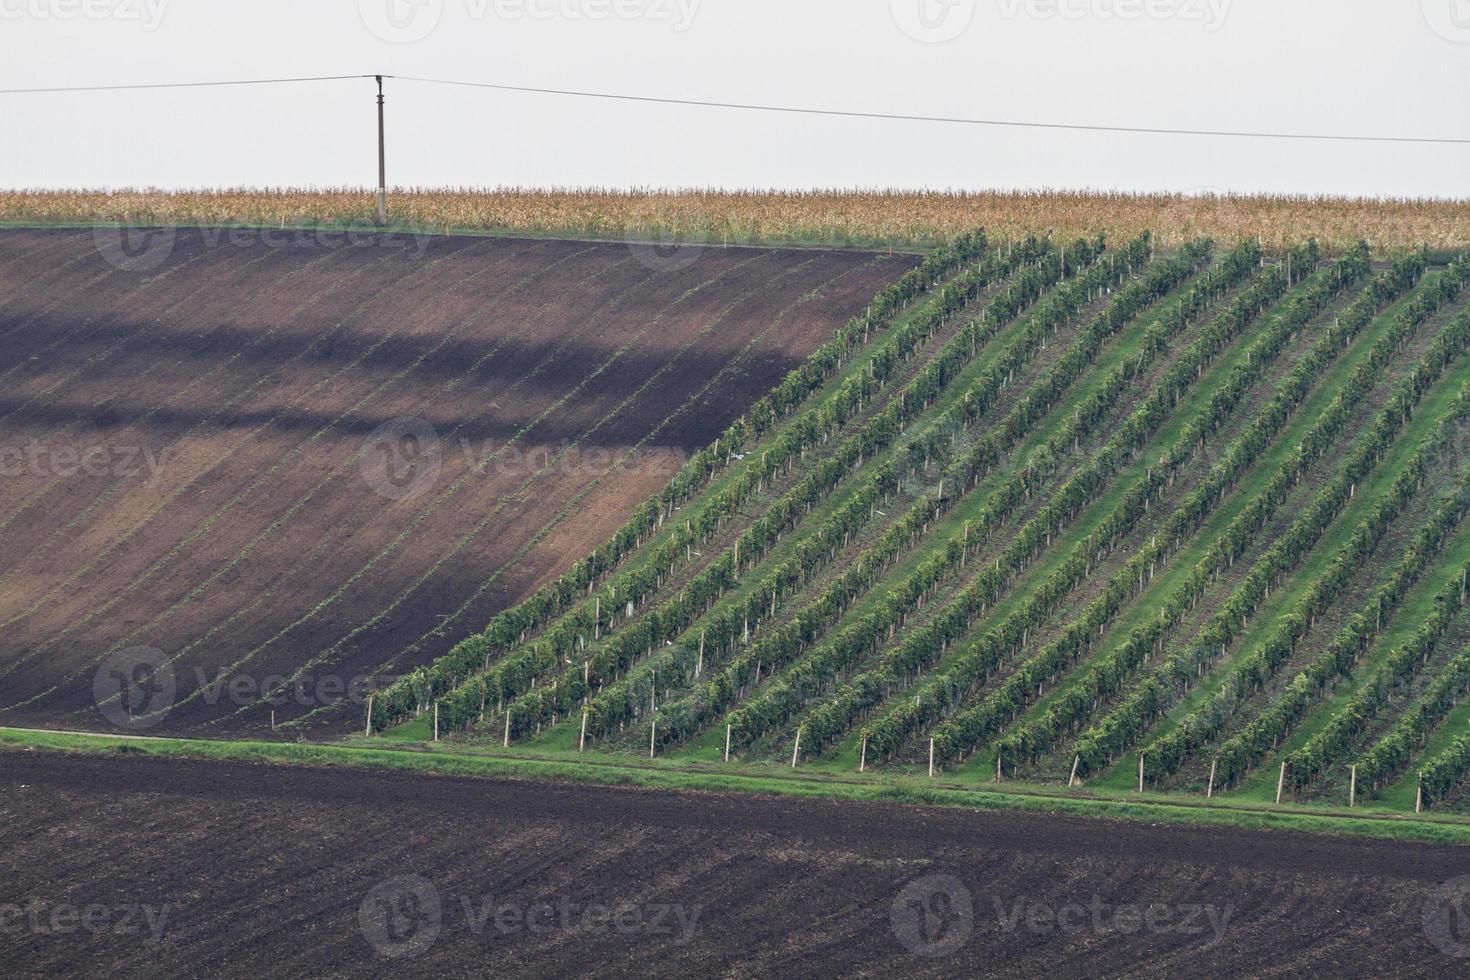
[0,750,1465,978]
[0,228,916,735]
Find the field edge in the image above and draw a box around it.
[5,726,1470,846]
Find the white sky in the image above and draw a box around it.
[1,0,1467,198]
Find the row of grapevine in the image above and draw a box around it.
[631,240,1216,751]
[984,249,1427,772]
[1068,259,1467,778]
[490,239,1094,739]
[563,238,1161,745]
[716,240,1250,752]
[854,243,1317,763]
[1209,386,1470,788]
[932,249,1379,770]
[1126,301,1470,783]
[367,231,993,729]
[1286,473,1470,791]
[1353,568,1470,791]
[1420,733,1470,807]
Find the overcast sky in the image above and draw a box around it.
[1,0,1467,198]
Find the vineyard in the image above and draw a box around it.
[370,230,1470,817]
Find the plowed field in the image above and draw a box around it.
[0,227,915,734]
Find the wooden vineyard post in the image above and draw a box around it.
[650,720,657,759]
[503,711,511,748]
[1275,762,1287,805]
[1206,759,1217,799]
[995,752,1001,783]
[270,709,276,732]
[594,597,600,640]
[860,736,868,773]
[1068,755,1080,788]
[1349,765,1357,808]
[929,738,935,778]
[1417,773,1424,814]
[724,724,732,763]
[433,702,439,742]
[579,709,588,753]
[791,728,802,769]
[1138,753,1145,794]
[364,696,374,738]
[696,631,705,678]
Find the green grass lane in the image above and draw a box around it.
[7,727,1470,845]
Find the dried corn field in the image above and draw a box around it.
[4,188,1469,252]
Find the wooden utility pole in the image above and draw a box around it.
[375,76,388,224]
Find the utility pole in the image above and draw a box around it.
[376,75,388,225]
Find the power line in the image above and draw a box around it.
[1,71,1467,146]
[0,74,375,95]
[393,75,1470,146]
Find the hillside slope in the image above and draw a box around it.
[0,227,917,733]
[380,232,1470,816]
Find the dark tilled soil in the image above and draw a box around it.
[1,750,1467,978]
[0,228,915,735]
